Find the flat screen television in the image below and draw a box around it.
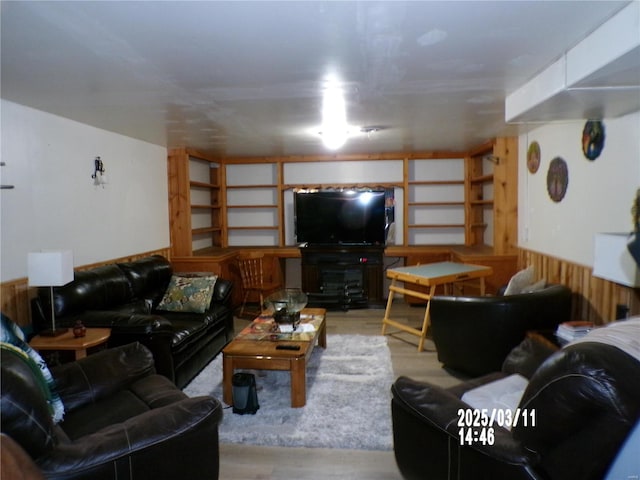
[294,190,387,246]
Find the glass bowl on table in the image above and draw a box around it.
[264,288,308,331]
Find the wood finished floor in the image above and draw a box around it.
[219,301,465,480]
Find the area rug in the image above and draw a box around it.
[183,334,394,450]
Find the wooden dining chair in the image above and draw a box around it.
[236,252,282,318]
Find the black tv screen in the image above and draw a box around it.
[294,190,387,245]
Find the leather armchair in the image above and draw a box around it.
[391,320,640,480]
[429,284,572,376]
[1,342,222,480]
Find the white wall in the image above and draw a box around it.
[0,100,169,281]
[517,111,640,267]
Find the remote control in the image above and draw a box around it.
[276,344,301,350]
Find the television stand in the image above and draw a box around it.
[300,245,385,310]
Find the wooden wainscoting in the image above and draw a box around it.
[0,248,171,328]
[518,248,640,324]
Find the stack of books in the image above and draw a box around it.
[556,321,595,343]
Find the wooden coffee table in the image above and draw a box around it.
[29,327,111,360]
[222,308,326,408]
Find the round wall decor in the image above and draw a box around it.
[582,120,605,160]
[546,157,568,202]
[527,141,541,173]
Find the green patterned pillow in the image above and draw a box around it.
[157,274,218,314]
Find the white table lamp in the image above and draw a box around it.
[28,250,74,336]
[593,233,640,287]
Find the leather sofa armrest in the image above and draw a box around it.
[36,396,222,479]
[51,343,156,412]
[211,278,233,306]
[391,376,537,465]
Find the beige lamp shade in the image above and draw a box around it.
[593,233,640,287]
[27,250,74,287]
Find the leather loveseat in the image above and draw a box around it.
[429,284,572,376]
[391,319,640,480]
[32,255,234,388]
[1,341,222,479]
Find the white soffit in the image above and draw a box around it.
[506,1,640,123]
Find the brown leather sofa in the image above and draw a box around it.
[429,284,572,376]
[1,341,222,480]
[391,320,640,480]
[32,255,234,388]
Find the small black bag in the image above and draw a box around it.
[231,372,259,415]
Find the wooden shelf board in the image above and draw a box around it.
[408,180,464,186]
[408,201,464,207]
[227,226,279,231]
[408,224,465,229]
[191,204,221,209]
[226,204,278,209]
[226,184,277,189]
[190,181,220,189]
[192,227,222,235]
[470,174,494,183]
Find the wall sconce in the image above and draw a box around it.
[91,156,107,186]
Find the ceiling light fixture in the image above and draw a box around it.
[320,80,350,150]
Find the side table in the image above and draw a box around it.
[29,328,111,360]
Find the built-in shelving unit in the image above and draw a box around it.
[225,163,281,246]
[405,157,466,245]
[465,137,517,254]
[168,147,224,256]
[167,138,517,253]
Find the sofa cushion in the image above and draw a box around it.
[157,274,218,314]
[49,265,132,316]
[117,255,172,302]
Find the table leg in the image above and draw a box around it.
[480,277,486,296]
[74,349,88,360]
[290,358,306,407]
[381,278,396,335]
[318,319,327,348]
[222,355,234,406]
[417,284,436,352]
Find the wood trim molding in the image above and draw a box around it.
[0,248,170,328]
[518,247,639,324]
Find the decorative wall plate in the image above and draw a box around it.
[527,141,541,173]
[582,120,605,160]
[547,157,568,202]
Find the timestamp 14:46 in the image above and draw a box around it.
[458,427,495,446]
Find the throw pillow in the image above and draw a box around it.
[461,374,529,430]
[0,314,65,423]
[157,273,218,314]
[504,266,535,295]
[521,278,547,293]
[502,335,558,379]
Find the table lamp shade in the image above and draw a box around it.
[28,250,74,287]
[593,233,640,287]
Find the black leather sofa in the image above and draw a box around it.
[1,341,222,479]
[32,255,234,388]
[429,284,572,376]
[391,319,640,480]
